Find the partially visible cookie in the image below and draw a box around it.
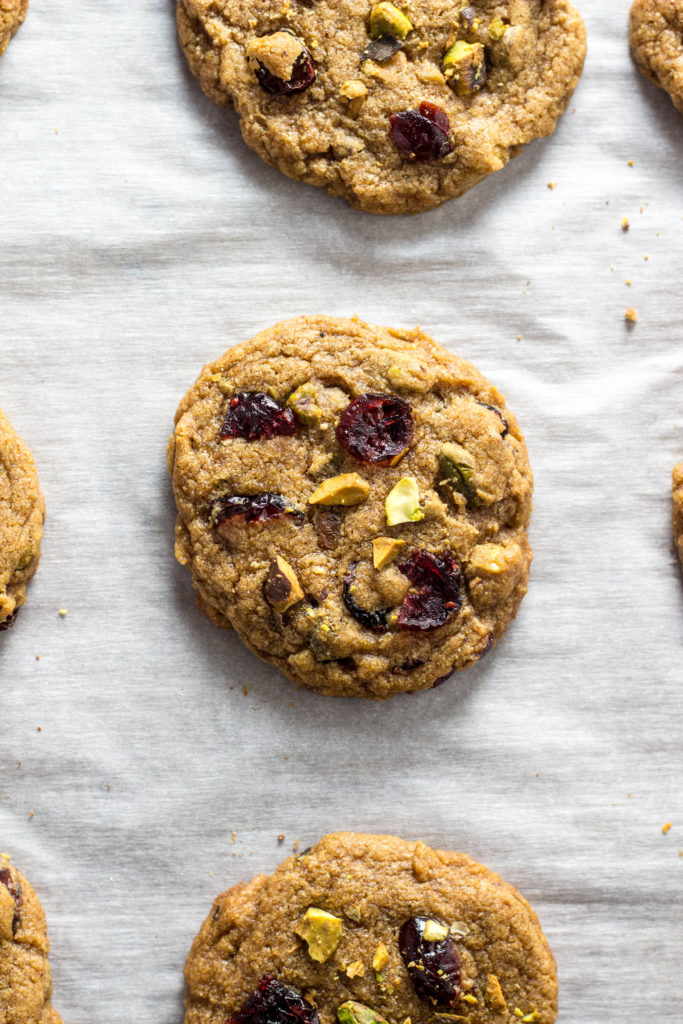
[176,1,586,215]
[673,462,683,568]
[630,0,683,114]
[0,0,28,56]
[168,316,533,699]
[184,832,558,1024]
[0,854,63,1024]
[0,408,45,630]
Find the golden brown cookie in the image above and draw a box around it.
[168,315,533,700]
[183,832,557,1024]
[673,462,683,568]
[176,1,586,214]
[0,854,64,1024]
[0,0,28,56]
[0,408,45,630]
[630,0,683,114]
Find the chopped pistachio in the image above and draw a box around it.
[343,904,362,922]
[449,920,470,937]
[295,907,343,962]
[485,974,507,1015]
[372,942,389,971]
[488,17,507,41]
[340,79,369,116]
[337,1002,388,1024]
[461,994,477,1005]
[438,442,479,507]
[443,40,487,95]
[286,383,322,425]
[309,472,370,507]
[369,3,413,40]
[372,537,406,570]
[345,959,365,978]
[263,556,304,613]
[422,918,449,942]
[246,30,305,82]
[16,547,34,571]
[385,477,424,526]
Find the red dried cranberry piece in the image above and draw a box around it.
[390,106,451,162]
[0,867,23,934]
[212,493,304,528]
[336,394,414,465]
[397,550,462,632]
[391,658,425,676]
[228,975,320,1024]
[343,563,389,634]
[220,392,298,442]
[253,45,316,95]
[398,916,462,1007]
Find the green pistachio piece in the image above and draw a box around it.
[438,443,479,508]
[295,907,343,962]
[488,18,507,41]
[309,472,370,507]
[338,1003,389,1024]
[287,383,322,425]
[443,40,487,96]
[422,918,449,942]
[385,477,425,526]
[369,3,413,40]
[16,547,34,571]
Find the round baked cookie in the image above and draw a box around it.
[673,462,683,568]
[176,1,586,215]
[168,316,533,700]
[0,409,45,631]
[0,0,28,56]
[630,0,683,114]
[184,832,557,1024]
[0,854,63,1024]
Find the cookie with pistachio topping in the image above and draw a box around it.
[176,1,586,214]
[673,462,683,568]
[183,832,557,1024]
[0,0,28,56]
[0,408,45,630]
[0,854,64,1024]
[630,0,683,114]
[168,315,533,700]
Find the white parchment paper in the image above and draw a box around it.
[1,2,682,1021]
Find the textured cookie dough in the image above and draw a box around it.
[673,463,683,568]
[630,0,683,113]
[176,1,586,214]
[0,0,27,56]
[0,854,63,1024]
[168,316,533,700]
[0,409,44,630]
[184,832,557,1024]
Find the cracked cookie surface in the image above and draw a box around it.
[176,1,586,214]
[673,463,683,568]
[0,854,63,1024]
[183,832,557,1024]
[630,0,683,113]
[0,0,27,56]
[0,408,44,630]
[168,316,533,700]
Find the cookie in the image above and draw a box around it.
[630,0,683,114]
[0,409,45,630]
[183,832,557,1024]
[0,854,63,1024]
[0,0,28,56]
[176,1,586,215]
[168,316,533,700]
[673,463,683,568]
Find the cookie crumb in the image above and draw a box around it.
[662,822,673,835]
[621,217,629,231]
[293,838,301,852]
[625,308,638,323]
[547,182,557,190]
[278,833,286,843]
[345,960,365,978]
[58,608,68,617]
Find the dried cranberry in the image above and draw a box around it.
[476,401,509,438]
[432,670,454,688]
[390,105,451,162]
[212,493,304,529]
[343,564,389,634]
[0,867,23,934]
[477,632,495,659]
[391,659,425,676]
[397,550,462,632]
[0,610,17,631]
[228,975,319,1024]
[362,35,403,63]
[220,392,298,442]
[398,917,462,1007]
[253,46,316,95]
[337,394,414,465]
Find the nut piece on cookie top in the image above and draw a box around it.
[176,1,586,214]
[182,832,558,1024]
[168,315,533,700]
